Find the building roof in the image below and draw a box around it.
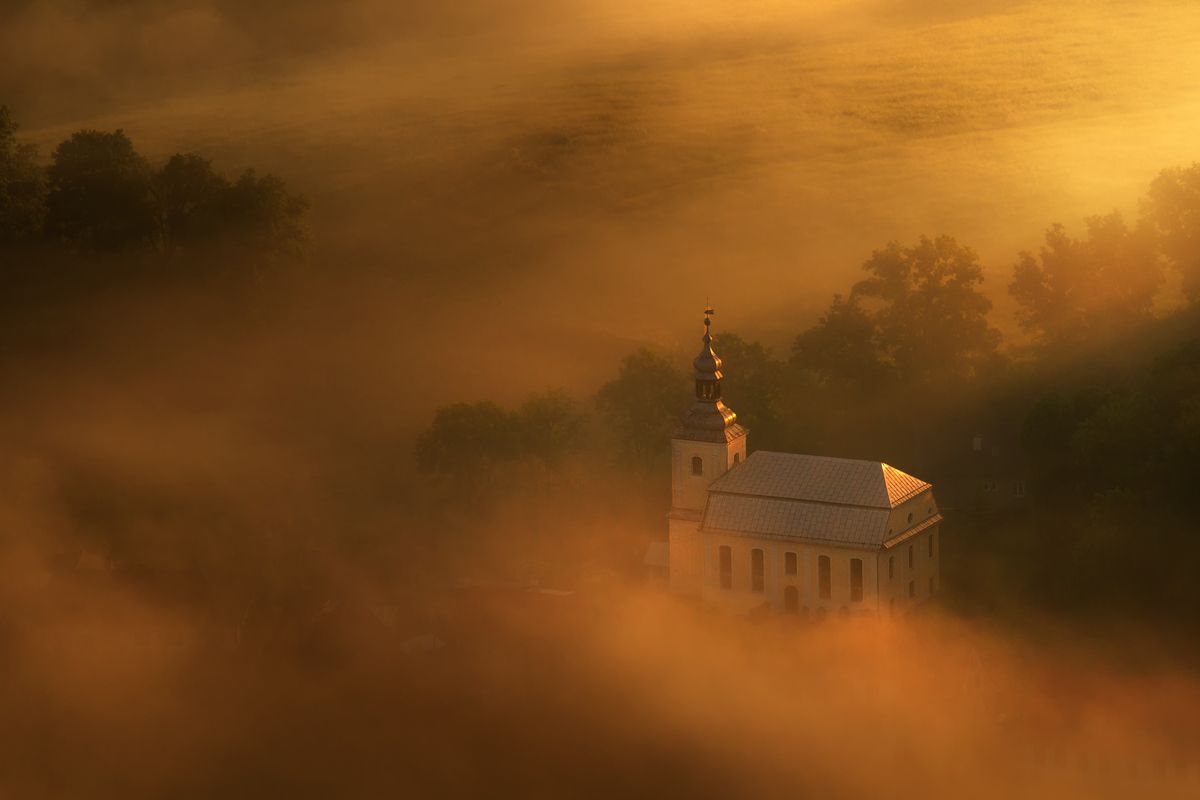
[701,451,936,548]
[707,451,931,509]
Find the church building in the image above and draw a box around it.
[668,309,941,618]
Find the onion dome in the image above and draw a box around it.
[678,306,743,439]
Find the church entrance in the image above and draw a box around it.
[784,585,799,614]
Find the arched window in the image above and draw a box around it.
[718,545,732,590]
[784,586,799,614]
[818,555,831,600]
[691,456,703,476]
[732,452,741,466]
[849,558,863,602]
[907,511,913,524]
[784,551,797,576]
[751,548,765,593]
[888,555,895,579]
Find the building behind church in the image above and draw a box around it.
[668,310,941,618]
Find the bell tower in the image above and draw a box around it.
[668,306,747,595]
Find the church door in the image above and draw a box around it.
[784,586,799,614]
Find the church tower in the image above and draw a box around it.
[668,306,747,595]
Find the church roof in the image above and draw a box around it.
[700,451,935,548]
[707,451,931,509]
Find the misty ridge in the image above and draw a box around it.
[5,1,1200,797]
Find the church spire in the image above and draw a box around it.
[680,305,740,436]
[693,304,723,401]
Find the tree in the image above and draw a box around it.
[219,169,308,264]
[595,348,687,468]
[1143,163,1200,301]
[515,390,587,469]
[1010,212,1160,346]
[717,333,786,446]
[153,156,308,264]
[44,129,155,253]
[791,294,890,393]
[0,106,46,245]
[852,235,1000,383]
[415,402,516,485]
[153,153,230,255]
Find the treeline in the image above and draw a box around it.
[416,163,1200,626]
[0,105,307,272]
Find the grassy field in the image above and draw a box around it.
[8,0,1200,397]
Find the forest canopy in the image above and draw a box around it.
[0,105,307,270]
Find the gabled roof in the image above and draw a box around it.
[703,493,891,547]
[706,451,931,510]
[700,451,937,548]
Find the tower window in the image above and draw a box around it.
[718,546,732,590]
[818,556,831,600]
[784,551,797,576]
[850,558,863,602]
[733,452,741,466]
[751,549,764,593]
[691,456,703,476]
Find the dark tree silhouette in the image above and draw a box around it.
[154,156,308,263]
[852,235,1000,383]
[415,402,516,484]
[1010,212,1160,345]
[0,106,47,244]
[153,153,230,255]
[791,294,890,393]
[717,332,786,446]
[45,129,155,253]
[595,348,686,468]
[219,169,308,264]
[1143,163,1200,301]
[516,390,587,469]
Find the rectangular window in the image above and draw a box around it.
[850,558,863,602]
[818,555,831,600]
[719,546,732,590]
[908,580,915,599]
[784,551,797,576]
[751,549,764,593]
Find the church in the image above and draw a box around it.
[668,309,941,618]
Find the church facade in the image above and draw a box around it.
[668,310,941,618]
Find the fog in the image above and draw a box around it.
[4,1,1200,796]
[8,0,1200,391]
